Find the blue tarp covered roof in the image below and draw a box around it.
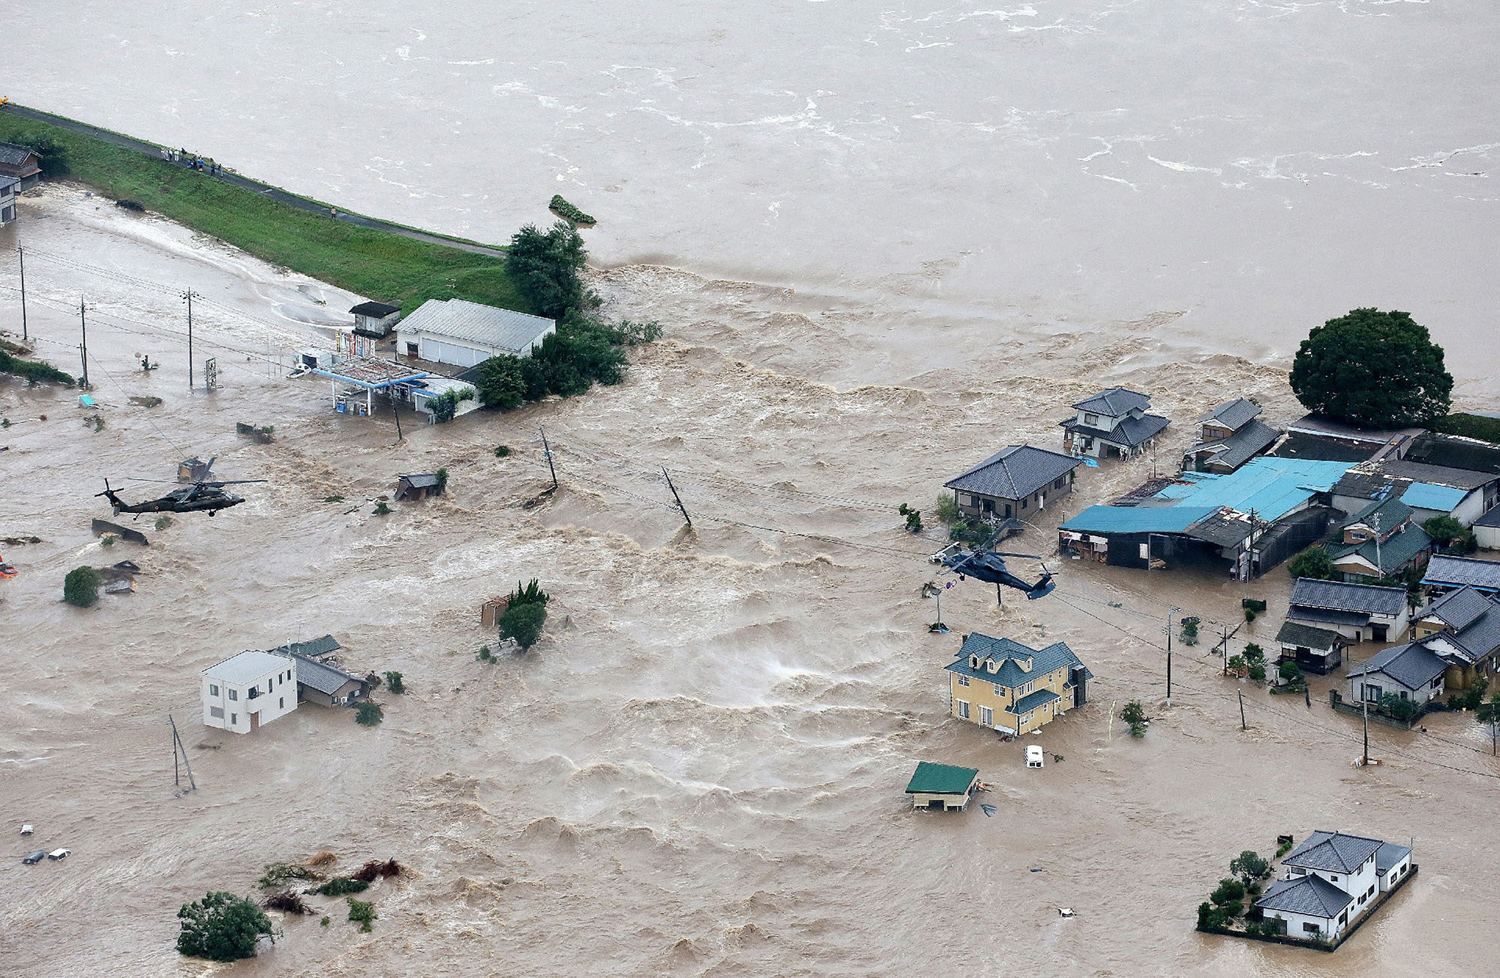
[1060,457,1351,536]
[1401,482,1469,512]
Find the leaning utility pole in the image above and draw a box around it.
[182,289,198,389]
[1238,690,1247,731]
[168,714,196,792]
[17,246,27,342]
[539,426,558,490]
[662,467,692,527]
[78,297,89,389]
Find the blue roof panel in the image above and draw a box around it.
[1401,482,1468,512]
[1060,505,1218,535]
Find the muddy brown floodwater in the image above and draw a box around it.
[1,188,1498,977]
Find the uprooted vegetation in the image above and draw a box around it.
[258,862,321,889]
[261,890,314,915]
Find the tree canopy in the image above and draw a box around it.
[500,601,547,651]
[1286,545,1335,581]
[176,892,273,962]
[505,221,592,321]
[1288,308,1452,427]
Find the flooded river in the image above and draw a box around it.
[3,3,1500,975]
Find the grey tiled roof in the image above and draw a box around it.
[397,298,554,353]
[1437,599,1500,664]
[204,650,293,685]
[1289,578,1407,616]
[1331,524,1431,577]
[1287,605,1372,628]
[945,445,1082,501]
[279,651,366,696]
[399,473,440,489]
[1425,555,1500,591]
[1475,504,1500,529]
[945,635,1092,691]
[0,141,38,166]
[1346,642,1446,690]
[1255,874,1353,919]
[0,176,19,193]
[1284,831,1385,874]
[1072,387,1151,416]
[1006,687,1061,716]
[1420,587,1494,632]
[1198,397,1262,430]
[268,635,342,658]
[1062,412,1170,448]
[1187,419,1281,470]
[1276,621,1341,651]
[1340,495,1413,532]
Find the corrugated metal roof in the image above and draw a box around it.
[1400,482,1469,512]
[397,298,554,353]
[944,445,1082,500]
[904,761,978,795]
[1382,459,1498,491]
[1153,457,1349,522]
[204,650,292,685]
[1061,504,1218,535]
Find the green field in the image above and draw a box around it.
[0,112,524,315]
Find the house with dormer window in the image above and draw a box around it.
[1327,496,1432,582]
[944,634,1091,736]
[1060,388,1169,460]
[1254,831,1413,942]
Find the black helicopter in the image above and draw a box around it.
[97,477,266,517]
[936,533,1056,604]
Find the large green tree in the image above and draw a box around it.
[1289,308,1452,427]
[176,892,273,962]
[505,221,592,321]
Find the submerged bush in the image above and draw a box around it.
[176,892,273,962]
[63,565,101,608]
[355,702,384,727]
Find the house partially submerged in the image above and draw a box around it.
[1347,642,1446,706]
[1331,460,1499,527]
[202,651,298,734]
[945,634,1091,737]
[395,473,443,501]
[396,298,555,368]
[1326,497,1432,583]
[1276,620,1344,675]
[1422,554,1500,596]
[0,176,18,227]
[1254,831,1413,942]
[904,761,980,811]
[1285,578,1409,643]
[279,651,370,707]
[0,141,42,190]
[268,635,342,660]
[350,300,401,338]
[1183,398,1281,474]
[1058,457,1348,577]
[943,445,1083,523]
[309,356,428,418]
[1060,388,1169,460]
[1410,586,1500,690]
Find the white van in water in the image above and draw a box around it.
[1025,745,1044,768]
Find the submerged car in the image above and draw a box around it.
[1025,745,1045,769]
[22,850,46,864]
[47,848,70,860]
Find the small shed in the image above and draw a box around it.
[481,596,509,628]
[905,761,980,811]
[178,456,214,482]
[0,141,42,190]
[1275,620,1344,675]
[351,301,401,338]
[395,473,442,501]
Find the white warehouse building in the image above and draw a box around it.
[202,650,299,734]
[395,298,555,369]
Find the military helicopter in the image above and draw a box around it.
[96,477,267,517]
[934,530,1056,605]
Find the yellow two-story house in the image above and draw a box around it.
[945,634,1092,736]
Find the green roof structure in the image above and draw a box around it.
[904,761,979,796]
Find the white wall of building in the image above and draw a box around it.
[396,322,556,369]
[202,660,299,734]
[1378,853,1412,892]
[1476,522,1500,552]
[1263,906,1344,941]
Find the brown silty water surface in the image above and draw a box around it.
[1,188,1498,976]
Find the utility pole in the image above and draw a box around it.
[1373,513,1383,580]
[539,426,558,490]
[17,247,26,342]
[168,714,196,792]
[1166,606,1178,707]
[78,297,88,389]
[1222,624,1229,676]
[662,468,692,527]
[1362,694,1370,767]
[182,289,197,389]
[1238,690,1247,731]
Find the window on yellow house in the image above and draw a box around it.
[957,675,970,687]
[957,700,970,719]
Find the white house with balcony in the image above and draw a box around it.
[202,650,299,734]
[1254,831,1412,942]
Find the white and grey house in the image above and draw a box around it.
[1285,578,1410,644]
[201,650,299,734]
[1060,388,1169,460]
[1254,831,1412,942]
[1346,642,1447,706]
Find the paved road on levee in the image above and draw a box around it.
[4,103,507,258]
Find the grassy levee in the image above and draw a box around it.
[0,113,524,315]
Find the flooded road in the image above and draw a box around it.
[1,189,1497,976]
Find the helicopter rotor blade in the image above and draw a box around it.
[199,479,269,486]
